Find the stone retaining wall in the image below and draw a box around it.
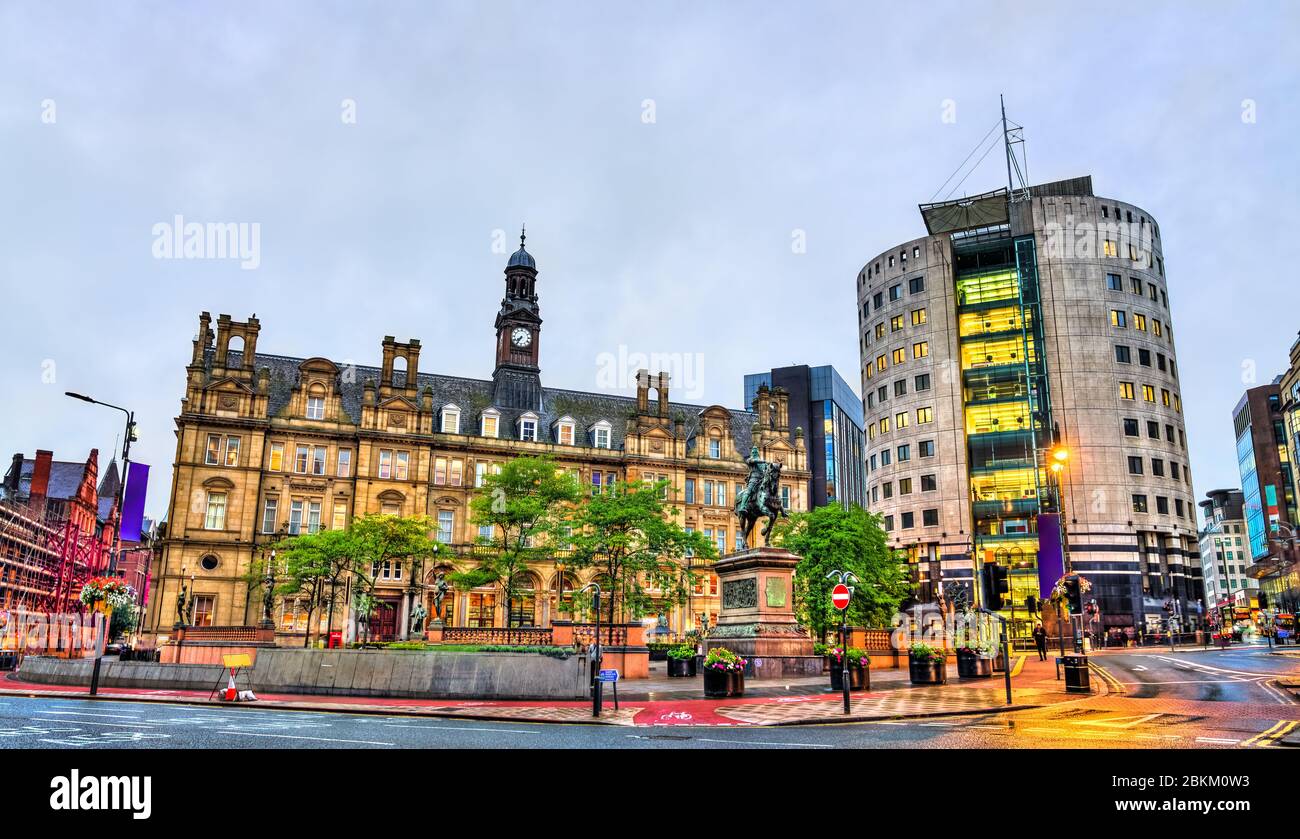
[17,649,590,700]
[17,656,226,691]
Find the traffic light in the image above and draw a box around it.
[1025,594,1038,614]
[980,563,1011,610]
[1063,575,1083,613]
[1258,591,1269,610]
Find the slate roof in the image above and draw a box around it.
[217,349,757,452]
[10,459,90,500]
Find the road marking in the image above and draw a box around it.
[1242,720,1288,747]
[380,724,540,735]
[1072,713,1164,728]
[29,717,160,728]
[38,710,143,719]
[1256,720,1299,747]
[1009,656,1026,677]
[1155,656,1291,679]
[215,730,396,746]
[1196,737,1241,745]
[1131,665,1148,671]
[693,737,834,748]
[1259,680,1297,706]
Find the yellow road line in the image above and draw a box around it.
[1242,720,1288,747]
[1260,720,1299,747]
[1089,662,1124,695]
[1009,656,1026,677]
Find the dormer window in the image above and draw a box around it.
[518,412,539,442]
[555,416,576,445]
[306,396,325,420]
[590,420,612,449]
[441,404,461,434]
[481,408,501,439]
[709,437,721,459]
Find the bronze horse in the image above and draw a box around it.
[735,449,786,547]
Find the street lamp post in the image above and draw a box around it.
[580,582,602,717]
[65,392,136,694]
[65,392,136,577]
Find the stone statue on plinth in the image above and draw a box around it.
[432,572,449,624]
[734,446,787,546]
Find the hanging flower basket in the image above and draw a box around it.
[78,577,136,613]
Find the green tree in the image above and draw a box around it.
[461,456,582,633]
[348,514,441,641]
[268,529,358,647]
[775,502,909,642]
[565,479,715,630]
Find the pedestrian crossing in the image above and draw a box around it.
[715,687,1049,725]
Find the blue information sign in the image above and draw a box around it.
[597,669,619,682]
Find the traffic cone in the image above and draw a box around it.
[224,669,237,701]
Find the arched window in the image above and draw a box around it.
[509,572,540,627]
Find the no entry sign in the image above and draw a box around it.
[831,583,851,610]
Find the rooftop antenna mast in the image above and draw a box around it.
[1000,94,1030,203]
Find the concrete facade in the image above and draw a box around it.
[856,177,1201,635]
[1198,489,1252,612]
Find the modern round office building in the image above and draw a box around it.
[855,176,1201,638]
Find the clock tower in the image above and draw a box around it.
[492,226,543,409]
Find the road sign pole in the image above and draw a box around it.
[826,574,856,715]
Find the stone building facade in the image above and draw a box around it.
[855,176,1202,637]
[145,236,808,643]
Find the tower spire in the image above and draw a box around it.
[520,223,526,249]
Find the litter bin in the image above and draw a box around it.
[327,630,343,649]
[1061,655,1091,694]
[0,652,15,671]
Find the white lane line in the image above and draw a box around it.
[693,737,834,748]
[28,718,161,728]
[380,724,539,735]
[1154,656,1292,678]
[38,710,143,719]
[1196,737,1241,745]
[215,731,395,746]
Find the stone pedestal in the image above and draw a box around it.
[705,546,819,679]
[424,621,444,644]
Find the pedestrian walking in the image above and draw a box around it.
[1032,622,1048,661]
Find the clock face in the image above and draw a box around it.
[510,327,532,348]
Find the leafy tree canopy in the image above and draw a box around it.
[774,502,909,641]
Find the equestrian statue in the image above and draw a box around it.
[734,445,787,547]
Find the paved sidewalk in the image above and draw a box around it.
[0,653,1085,727]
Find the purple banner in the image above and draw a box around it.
[1036,514,1064,598]
[120,462,149,542]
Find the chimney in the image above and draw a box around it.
[656,371,671,418]
[30,450,53,512]
[4,453,22,495]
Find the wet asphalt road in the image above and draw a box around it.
[0,647,1294,749]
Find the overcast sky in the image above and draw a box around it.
[2,1,1298,522]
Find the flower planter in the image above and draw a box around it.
[829,663,869,692]
[703,668,744,698]
[909,655,947,685]
[666,657,697,678]
[956,650,994,678]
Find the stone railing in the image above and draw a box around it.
[174,625,272,643]
[440,626,554,646]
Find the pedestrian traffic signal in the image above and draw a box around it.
[1025,594,1038,614]
[980,563,1011,610]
